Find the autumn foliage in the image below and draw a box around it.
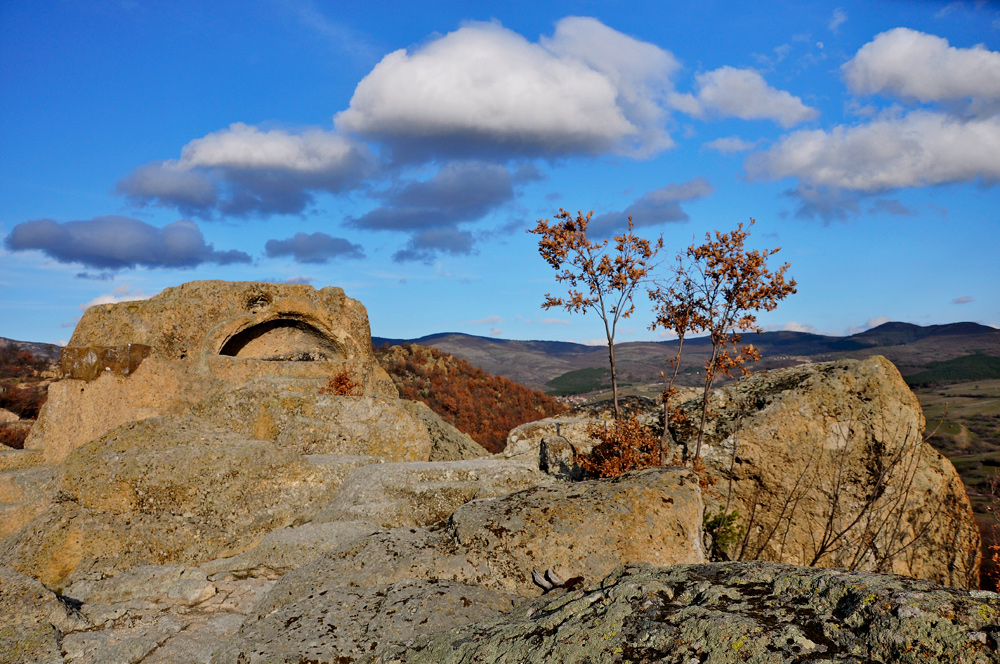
[577,417,660,478]
[376,343,567,453]
[319,368,363,396]
[529,209,662,419]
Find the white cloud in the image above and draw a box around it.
[179,123,362,173]
[828,8,847,33]
[489,328,503,337]
[843,28,1000,107]
[336,17,679,158]
[118,123,375,217]
[542,317,571,325]
[746,111,1000,191]
[669,67,819,128]
[777,321,819,334]
[80,284,154,311]
[703,136,760,153]
[952,296,974,304]
[466,315,503,326]
[845,315,890,335]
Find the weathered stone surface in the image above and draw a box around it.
[201,520,383,578]
[448,466,706,596]
[373,562,1000,664]
[311,457,550,528]
[25,357,216,464]
[1,415,340,589]
[192,379,433,461]
[64,565,216,606]
[59,575,276,664]
[397,398,487,461]
[0,407,19,423]
[0,566,88,664]
[255,467,707,623]
[27,281,399,463]
[521,357,981,589]
[0,466,58,540]
[60,343,151,382]
[212,579,515,664]
[669,356,980,588]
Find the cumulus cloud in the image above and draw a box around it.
[80,284,153,311]
[747,111,1000,192]
[870,199,915,216]
[264,232,365,263]
[953,296,974,304]
[703,136,760,153]
[846,315,890,335]
[349,161,514,232]
[3,216,251,270]
[746,30,1000,219]
[828,8,847,33]
[669,67,819,128]
[118,123,375,217]
[843,28,1000,110]
[589,178,714,237]
[392,228,476,264]
[336,17,679,159]
[466,315,503,325]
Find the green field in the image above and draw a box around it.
[545,367,611,396]
[905,353,1000,387]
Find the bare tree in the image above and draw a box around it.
[683,219,796,460]
[529,209,661,419]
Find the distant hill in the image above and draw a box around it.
[0,337,61,364]
[375,322,1000,391]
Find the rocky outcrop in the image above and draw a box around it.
[253,467,706,620]
[25,281,402,463]
[509,356,982,590]
[310,457,549,528]
[0,415,343,589]
[374,562,1000,664]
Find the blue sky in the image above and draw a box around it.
[2,0,998,346]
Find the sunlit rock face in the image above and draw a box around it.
[25,280,399,463]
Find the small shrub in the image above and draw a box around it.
[0,424,28,450]
[704,509,744,559]
[319,368,362,396]
[577,417,660,478]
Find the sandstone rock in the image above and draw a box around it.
[254,467,707,624]
[212,579,515,664]
[64,565,216,606]
[1,415,341,589]
[0,566,88,664]
[373,561,1000,664]
[396,398,487,461]
[311,457,549,528]
[27,281,399,463]
[448,466,706,596]
[0,407,19,423]
[669,356,980,588]
[192,379,432,461]
[201,520,383,578]
[522,357,981,589]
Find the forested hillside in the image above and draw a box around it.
[376,343,566,453]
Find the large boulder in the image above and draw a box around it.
[514,356,981,589]
[0,415,342,589]
[0,567,87,664]
[26,281,399,463]
[373,562,1000,664]
[671,356,980,588]
[251,466,707,623]
[310,457,550,528]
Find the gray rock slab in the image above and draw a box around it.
[0,566,87,664]
[64,565,216,606]
[200,520,383,578]
[311,456,549,528]
[374,561,1000,663]
[212,579,514,664]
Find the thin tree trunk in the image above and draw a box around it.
[608,338,620,420]
[694,344,720,461]
[659,335,685,464]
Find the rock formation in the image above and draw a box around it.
[507,356,982,589]
[0,281,991,663]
